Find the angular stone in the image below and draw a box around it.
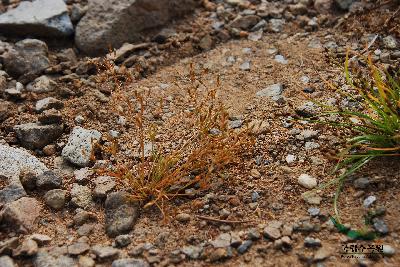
[26,75,57,93]
[36,171,62,190]
[14,123,63,150]
[61,127,101,167]
[0,0,73,37]
[75,0,196,55]
[44,189,67,210]
[0,182,26,205]
[68,242,90,256]
[263,226,281,240]
[298,174,317,189]
[0,197,42,233]
[91,245,119,260]
[70,184,92,208]
[256,84,283,98]
[105,191,140,237]
[29,234,52,245]
[93,176,116,198]
[35,97,64,112]
[2,39,50,81]
[34,252,76,267]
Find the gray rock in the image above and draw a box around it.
[363,195,376,208]
[0,197,42,233]
[75,0,196,55]
[34,252,76,267]
[181,245,203,259]
[353,177,370,189]
[229,15,260,30]
[112,258,149,267]
[256,83,283,97]
[0,0,73,37]
[105,191,140,237]
[70,184,92,208]
[228,120,243,129]
[239,61,251,71]
[44,189,67,210]
[73,209,96,226]
[2,39,50,81]
[77,223,94,236]
[0,256,16,267]
[36,170,62,190]
[71,4,88,23]
[247,228,261,240]
[269,19,285,33]
[91,245,119,260]
[274,54,288,64]
[263,226,281,240]
[308,207,320,217]
[68,242,90,256]
[0,183,26,205]
[210,233,232,248]
[61,127,101,167]
[335,0,354,10]
[93,175,116,198]
[35,97,64,113]
[0,144,48,183]
[115,235,132,248]
[14,123,63,150]
[383,35,398,50]
[29,234,52,245]
[26,75,57,93]
[237,240,252,254]
[372,218,389,235]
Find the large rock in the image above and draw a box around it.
[14,123,64,150]
[34,252,76,267]
[0,0,73,37]
[105,191,140,237]
[0,144,48,182]
[75,0,196,55]
[0,197,42,233]
[2,39,50,81]
[62,127,101,167]
[0,183,27,206]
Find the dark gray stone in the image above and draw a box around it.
[14,123,63,150]
[0,183,26,205]
[36,171,62,190]
[105,191,140,237]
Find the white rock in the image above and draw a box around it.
[298,174,317,189]
[0,144,48,183]
[62,127,101,167]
